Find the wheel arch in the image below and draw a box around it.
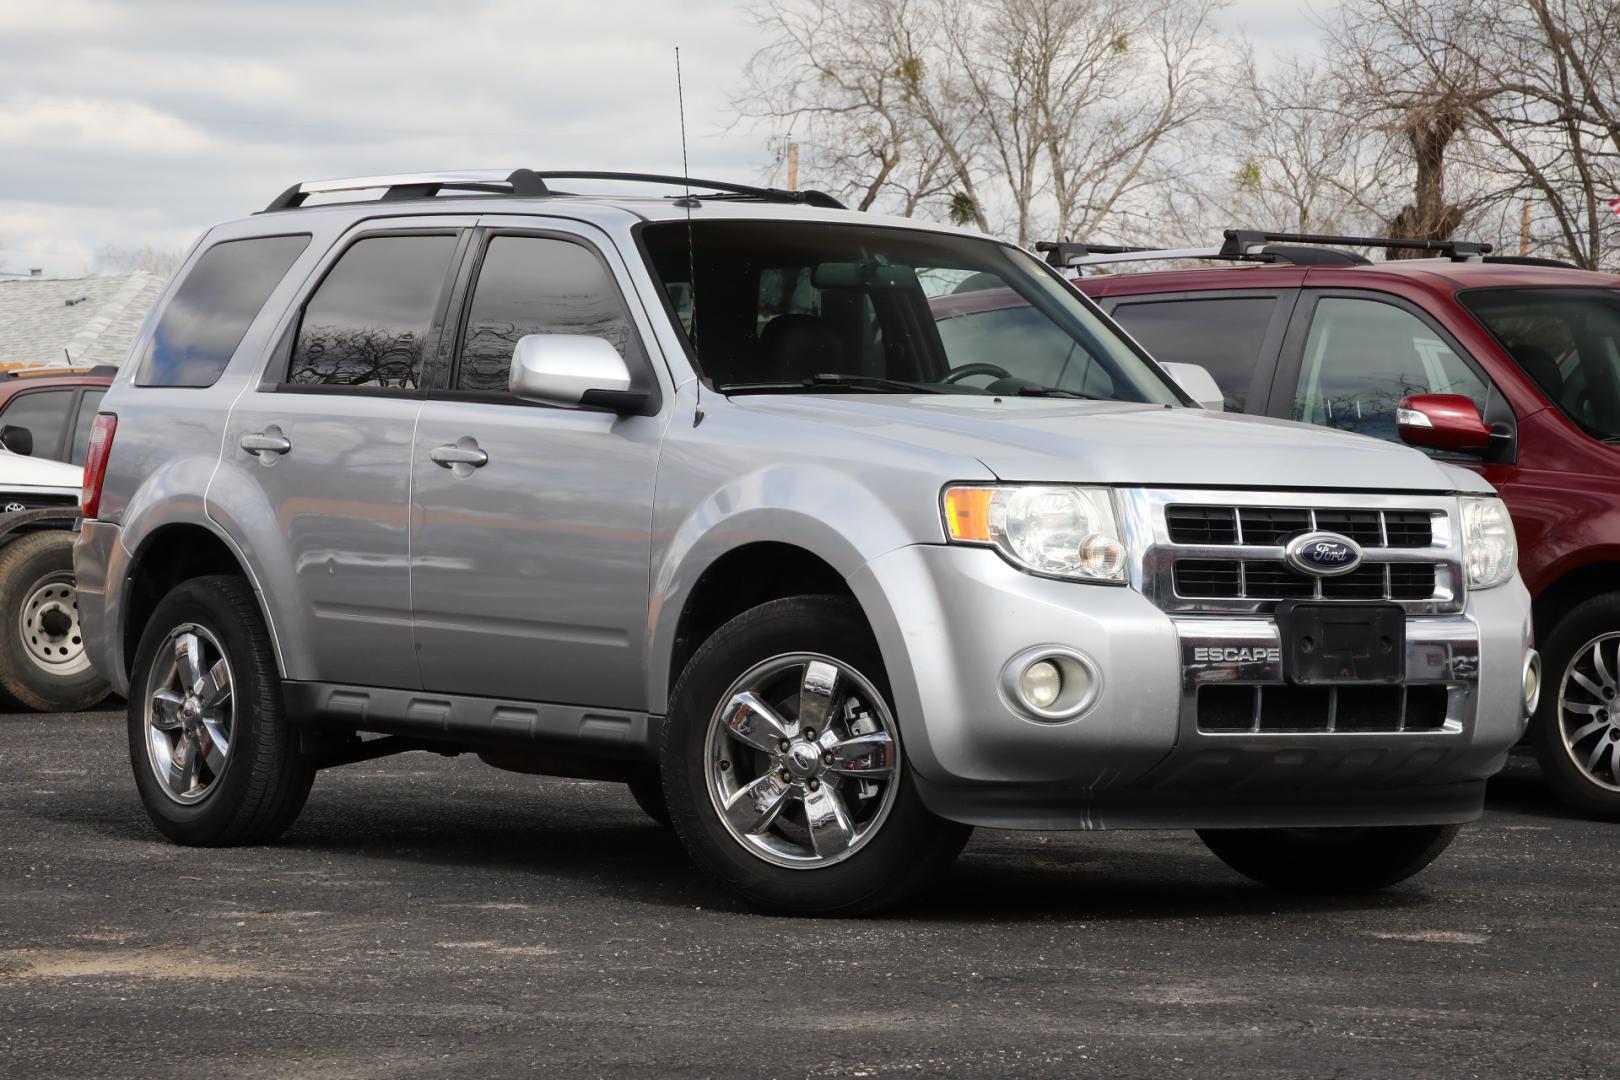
[121,521,279,683]
[662,541,860,702]
[1532,557,1620,639]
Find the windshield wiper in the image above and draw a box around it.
[721,373,947,395]
[1011,383,1095,399]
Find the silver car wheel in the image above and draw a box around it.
[19,571,90,676]
[1558,631,1620,794]
[143,623,236,806]
[704,652,901,870]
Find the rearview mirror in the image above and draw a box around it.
[0,424,34,456]
[1159,362,1224,411]
[1397,394,1492,454]
[509,334,646,413]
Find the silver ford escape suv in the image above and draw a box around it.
[75,170,1539,915]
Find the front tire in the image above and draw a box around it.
[128,575,314,845]
[1197,824,1460,892]
[662,596,970,916]
[1530,593,1620,820]
[0,530,111,712]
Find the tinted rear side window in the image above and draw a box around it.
[137,234,310,387]
[1111,297,1276,411]
[288,234,458,390]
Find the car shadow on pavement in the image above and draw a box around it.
[39,772,1454,924]
[1482,755,1588,822]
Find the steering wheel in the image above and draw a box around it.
[944,362,1014,384]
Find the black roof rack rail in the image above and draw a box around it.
[262,169,846,213]
[1220,229,1492,261]
[1036,239,1370,269]
[1482,255,1580,270]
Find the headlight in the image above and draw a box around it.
[1459,495,1516,589]
[942,484,1126,583]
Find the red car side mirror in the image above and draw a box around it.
[1396,394,1493,453]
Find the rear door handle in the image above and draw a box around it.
[240,429,291,457]
[430,438,488,473]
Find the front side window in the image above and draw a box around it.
[1460,287,1620,441]
[640,220,1180,404]
[1112,297,1278,412]
[1292,296,1489,443]
[457,236,640,393]
[0,389,73,460]
[288,234,458,390]
[137,234,310,388]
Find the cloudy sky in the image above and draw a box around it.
[0,0,1330,278]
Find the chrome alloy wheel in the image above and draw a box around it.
[1558,632,1620,794]
[143,624,235,805]
[704,653,900,869]
[19,571,90,676]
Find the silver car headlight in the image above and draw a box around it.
[1459,495,1516,589]
[943,484,1127,583]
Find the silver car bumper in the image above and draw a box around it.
[853,544,1533,830]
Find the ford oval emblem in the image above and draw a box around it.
[1283,531,1363,577]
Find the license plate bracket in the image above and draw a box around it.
[1275,601,1405,685]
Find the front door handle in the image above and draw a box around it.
[430,437,488,476]
[240,428,291,458]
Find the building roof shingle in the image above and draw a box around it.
[0,272,165,371]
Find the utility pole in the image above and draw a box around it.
[787,141,799,190]
[1519,198,1532,256]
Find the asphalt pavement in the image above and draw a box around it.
[1,706,1615,1079]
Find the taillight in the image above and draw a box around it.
[81,413,117,519]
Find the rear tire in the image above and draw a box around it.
[127,575,314,845]
[1197,824,1460,892]
[0,530,111,713]
[1530,593,1620,820]
[662,595,970,916]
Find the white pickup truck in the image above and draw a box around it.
[0,446,109,711]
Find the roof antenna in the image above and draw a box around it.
[674,45,703,426]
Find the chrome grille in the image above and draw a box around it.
[1124,489,1464,616]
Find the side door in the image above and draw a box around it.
[1104,290,1298,414]
[409,220,668,708]
[223,219,473,689]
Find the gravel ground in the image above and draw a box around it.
[1,707,1615,1079]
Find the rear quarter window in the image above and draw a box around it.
[136,234,311,388]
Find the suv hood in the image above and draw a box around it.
[729,395,1491,493]
[0,448,82,492]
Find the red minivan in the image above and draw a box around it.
[1029,233,1620,817]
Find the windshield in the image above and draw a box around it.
[1460,287,1620,440]
[641,219,1182,404]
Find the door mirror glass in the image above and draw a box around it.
[1397,393,1493,453]
[1160,362,1225,411]
[509,334,643,412]
[0,424,34,456]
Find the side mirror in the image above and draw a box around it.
[0,424,34,456]
[1397,394,1492,453]
[1159,362,1225,411]
[509,334,646,413]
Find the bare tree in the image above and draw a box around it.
[94,244,184,277]
[737,0,1228,244]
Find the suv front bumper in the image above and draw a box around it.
[851,544,1534,830]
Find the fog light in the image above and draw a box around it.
[1523,650,1542,716]
[1021,660,1063,709]
[1000,646,1102,722]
